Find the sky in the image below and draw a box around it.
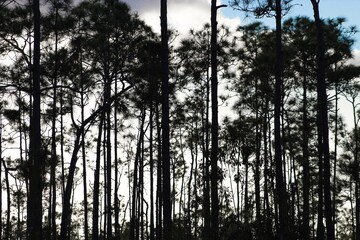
[122,0,360,126]
[123,0,360,52]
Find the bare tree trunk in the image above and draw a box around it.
[105,81,112,239]
[50,5,59,240]
[140,126,145,240]
[274,1,289,239]
[263,109,273,236]
[349,96,360,240]
[161,0,172,239]
[244,155,249,225]
[203,66,211,240]
[28,0,42,238]
[301,75,310,240]
[2,160,10,239]
[130,110,146,240]
[254,80,261,235]
[92,116,104,240]
[188,147,195,239]
[80,60,89,240]
[310,1,335,239]
[333,78,339,236]
[210,0,220,238]
[0,114,2,240]
[103,121,108,238]
[156,104,163,240]
[60,129,82,240]
[114,79,120,238]
[150,103,155,240]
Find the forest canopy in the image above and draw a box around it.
[0,0,360,239]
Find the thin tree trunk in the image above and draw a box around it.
[210,0,220,238]
[156,104,163,240]
[244,155,249,225]
[106,83,112,239]
[351,98,360,240]
[92,116,104,240]
[274,1,288,239]
[302,75,310,240]
[203,66,211,240]
[188,146,195,239]
[254,80,261,233]
[263,109,272,236]
[81,62,89,240]
[130,110,146,240]
[50,5,59,240]
[3,160,10,239]
[140,125,145,240]
[114,79,120,238]
[103,120,108,239]
[0,114,2,240]
[150,102,155,240]
[333,78,338,236]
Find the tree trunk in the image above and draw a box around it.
[244,155,249,225]
[351,98,360,240]
[130,110,146,240]
[263,109,273,236]
[114,79,120,238]
[274,1,288,239]
[81,66,89,240]
[28,0,42,238]
[333,77,338,236]
[203,65,211,240]
[150,103,155,240]
[210,0,220,238]
[60,129,82,240]
[50,5,59,240]
[156,104,163,240]
[92,116,104,240]
[161,0,172,238]
[254,80,261,234]
[0,114,2,240]
[3,160,10,239]
[188,146,195,239]
[105,80,112,239]
[301,75,310,240]
[310,1,335,239]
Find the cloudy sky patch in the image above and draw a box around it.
[124,0,241,38]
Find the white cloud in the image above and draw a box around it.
[124,0,241,39]
[348,49,360,66]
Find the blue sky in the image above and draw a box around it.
[221,0,360,50]
[125,0,360,52]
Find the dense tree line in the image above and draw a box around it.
[0,0,360,239]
